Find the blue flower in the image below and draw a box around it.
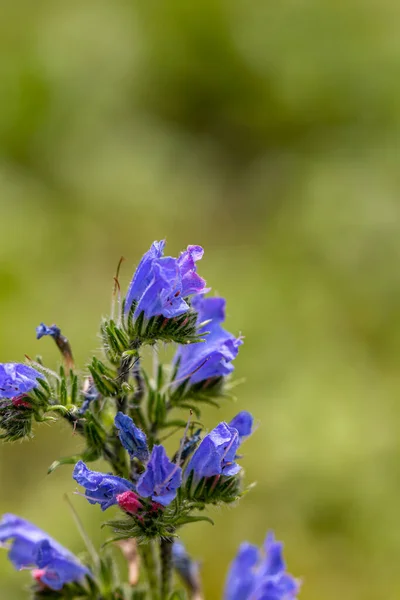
[229,411,254,440]
[172,541,201,594]
[184,422,241,483]
[115,412,149,462]
[125,240,165,310]
[78,379,99,415]
[0,363,43,400]
[125,241,206,319]
[0,514,90,591]
[224,532,300,600]
[73,461,135,511]
[36,323,61,339]
[224,543,260,600]
[174,295,242,385]
[136,445,182,506]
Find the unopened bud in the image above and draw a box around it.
[117,490,143,514]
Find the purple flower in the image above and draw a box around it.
[174,295,242,385]
[136,445,182,506]
[0,514,90,591]
[0,363,43,400]
[224,532,300,600]
[73,461,135,511]
[184,422,241,483]
[125,241,206,319]
[229,411,254,440]
[115,412,149,462]
[36,323,61,339]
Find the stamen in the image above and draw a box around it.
[161,357,210,394]
[175,410,193,465]
[73,490,102,504]
[221,429,239,462]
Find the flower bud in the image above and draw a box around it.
[116,491,143,514]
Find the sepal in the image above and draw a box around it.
[0,400,34,441]
[104,495,212,542]
[32,579,90,599]
[185,473,242,505]
[0,373,53,441]
[122,300,205,346]
[170,376,227,409]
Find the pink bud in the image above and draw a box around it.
[12,395,32,409]
[32,569,47,588]
[117,491,142,514]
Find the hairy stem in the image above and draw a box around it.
[160,538,173,600]
[139,541,160,600]
[133,357,146,404]
[116,355,133,413]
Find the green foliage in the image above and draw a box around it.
[121,301,205,347]
[0,403,34,441]
[104,497,214,544]
[184,472,241,505]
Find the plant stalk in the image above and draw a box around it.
[160,537,173,600]
[139,541,160,600]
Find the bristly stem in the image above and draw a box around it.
[133,357,145,404]
[139,541,160,600]
[116,355,132,414]
[130,356,148,433]
[160,537,173,600]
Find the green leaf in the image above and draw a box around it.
[175,515,214,527]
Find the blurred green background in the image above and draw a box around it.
[1,0,400,598]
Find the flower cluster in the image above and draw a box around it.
[224,533,300,600]
[0,240,300,600]
[73,409,253,513]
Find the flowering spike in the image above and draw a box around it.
[0,240,302,599]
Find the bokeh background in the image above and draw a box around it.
[1,1,400,598]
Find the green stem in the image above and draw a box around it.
[133,357,146,404]
[102,444,127,477]
[160,538,173,600]
[116,354,133,413]
[140,541,160,600]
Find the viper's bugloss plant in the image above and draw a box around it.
[0,240,301,600]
